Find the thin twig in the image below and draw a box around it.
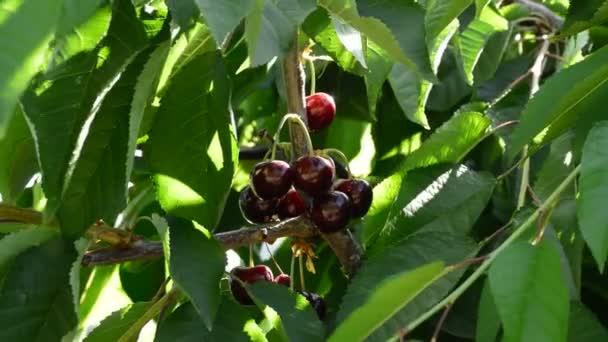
[430,302,454,342]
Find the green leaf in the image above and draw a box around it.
[329,262,444,342]
[126,42,171,183]
[166,0,199,31]
[476,279,501,342]
[425,0,472,39]
[79,266,116,323]
[248,282,324,342]
[170,23,216,78]
[362,111,491,245]
[83,302,151,342]
[148,51,237,229]
[0,226,58,269]
[533,132,575,201]
[69,238,89,320]
[332,17,367,68]
[562,0,608,36]
[388,19,458,128]
[195,0,255,47]
[167,216,226,330]
[577,121,608,272]
[568,301,608,342]
[155,300,254,342]
[0,238,77,342]
[489,240,570,342]
[508,44,608,160]
[338,231,477,342]
[320,0,434,80]
[363,42,392,120]
[245,0,296,66]
[50,1,110,67]
[0,107,37,203]
[22,0,156,236]
[457,5,508,84]
[302,8,363,73]
[0,0,63,136]
[372,164,495,251]
[475,0,492,16]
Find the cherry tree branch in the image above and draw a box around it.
[82,216,317,266]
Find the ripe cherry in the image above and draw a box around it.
[293,155,335,196]
[296,290,327,319]
[274,273,291,287]
[335,179,373,218]
[306,92,336,132]
[239,186,278,224]
[311,191,351,233]
[230,265,274,305]
[251,160,293,200]
[277,189,307,219]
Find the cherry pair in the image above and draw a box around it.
[229,265,325,319]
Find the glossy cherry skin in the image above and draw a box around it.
[293,156,335,196]
[335,179,373,218]
[251,160,293,200]
[239,186,278,224]
[230,265,274,305]
[277,189,307,219]
[311,191,351,233]
[274,273,291,287]
[306,92,336,132]
[296,290,327,319]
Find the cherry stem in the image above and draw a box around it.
[248,245,254,267]
[287,114,314,156]
[307,57,316,95]
[299,255,306,290]
[322,148,353,178]
[264,242,285,274]
[289,253,296,291]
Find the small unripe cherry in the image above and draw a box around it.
[251,160,293,199]
[306,92,336,132]
[230,265,274,305]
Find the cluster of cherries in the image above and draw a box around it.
[229,265,326,318]
[232,93,371,318]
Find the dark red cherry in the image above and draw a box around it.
[296,290,327,319]
[277,189,307,219]
[293,156,335,196]
[274,273,291,287]
[230,265,274,305]
[306,92,336,132]
[239,186,277,224]
[311,191,351,233]
[335,179,373,218]
[251,160,293,199]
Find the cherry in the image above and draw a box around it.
[277,189,307,219]
[335,179,373,218]
[293,156,335,196]
[230,265,274,305]
[306,92,336,132]
[239,186,278,224]
[311,191,351,233]
[251,160,293,199]
[296,290,327,319]
[274,273,291,287]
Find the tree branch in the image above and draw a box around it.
[0,203,43,225]
[81,216,317,266]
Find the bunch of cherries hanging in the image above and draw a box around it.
[229,93,373,318]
